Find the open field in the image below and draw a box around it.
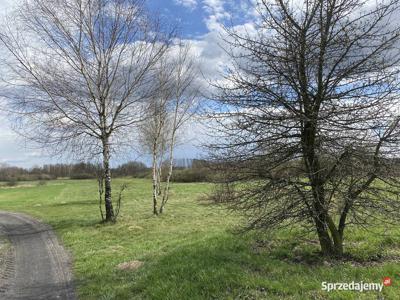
[0,179,399,299]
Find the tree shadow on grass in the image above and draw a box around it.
[128,234,299,300]
[124,233,400,300]
[35,199,104,229]
[49,218,101,231]
[49,199,98,207]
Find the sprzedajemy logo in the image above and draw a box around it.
[321,277,392,292]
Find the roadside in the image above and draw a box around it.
[0,232,11,273]
[0,228,14,295]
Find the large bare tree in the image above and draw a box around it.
[211,0,400,256]
[0,0,172,222]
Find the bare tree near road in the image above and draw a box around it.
[0,0,173,221]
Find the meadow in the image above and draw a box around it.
[0,179,399,299]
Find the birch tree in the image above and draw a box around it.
[0,0,172,222]
[139,65,172,215]
[140,43,199,215]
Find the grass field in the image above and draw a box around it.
[0,179,399,299]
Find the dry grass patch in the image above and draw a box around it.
[116,260,144,271]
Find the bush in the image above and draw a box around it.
[38,174,55,180]
[113,161,148,177]
[208,183,235,203]
[5,179,18,187]
[132,171,151,179]
[37,180,48,186]
[168,168,211,183]
[70,173,96,180]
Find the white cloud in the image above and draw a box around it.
[174,0,198,10]
[0,0,17,15]
[202,0,230,31]
[184,20,257,88]
[203,0,225,13]
[0,113,52,167]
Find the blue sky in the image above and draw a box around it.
[147,1,209,37]
[0,0,256,168]
[147,0,257,37]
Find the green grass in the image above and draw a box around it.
[0,179,399,299]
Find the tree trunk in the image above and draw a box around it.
[327,216,343,256]
[159,130,176,214]
[152,144,159,215]
[102,137,114,222]
[314,209,334,255]
[302,120,339,256]
[312,185,343,256]
[159,155,173,214]
[156,166,162,196]
[157,141,166,196]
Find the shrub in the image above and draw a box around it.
[208,183,236,203]
[70,173,96,180]
[113,161,148,177]
[132,171,151,179]
[5,179,18,187]
[168,168,211,183]
[37,180,47,186]
[38,174,55,180]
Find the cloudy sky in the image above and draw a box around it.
[0,0,255,167]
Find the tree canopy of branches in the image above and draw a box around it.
[0,0,172,222]
[211,0,400,256]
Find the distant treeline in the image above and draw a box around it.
[0,159,213,182]
[0,161,147,182]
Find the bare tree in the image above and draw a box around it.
[0,0,172,222]
[139,43,199,215]
[158,44,200,214]
[210,0,400,256]
[138,63,172,215]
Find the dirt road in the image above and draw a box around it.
[0,212,76,300]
